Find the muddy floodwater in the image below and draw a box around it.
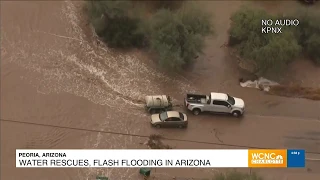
[1,1,320,180]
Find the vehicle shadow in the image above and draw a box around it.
[185,111,244,124]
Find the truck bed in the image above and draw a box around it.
[186,94,207,104]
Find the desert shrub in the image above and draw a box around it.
[146,0,184,10]
[85,0,145,48]
[99,16,145,48]
[85,1,213,70]
[179,2,213,36]
[305,34,320,64]
[250,31,301,73]
[229,8,270,46]
[145,3,213,70]
[229,7,301,75]
[294,9,320,64]
[147,134,172,149]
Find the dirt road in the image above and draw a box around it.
[1,1,320,180]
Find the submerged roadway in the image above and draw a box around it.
[1,1,320,180]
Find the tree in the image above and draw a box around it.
[145,0,184,10]
[85,1,145,48]
[178,2,213,36]
[147,9,186,69]
[294,9,320,64]
[229,8,269,46]
[251,31,301,73]
[85,1,213,69]
[146,3,213,70]
[229,7,301,75]
[305,34,320,64]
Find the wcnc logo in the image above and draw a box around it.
[248,149,287,167]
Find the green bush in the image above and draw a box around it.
[229,8,270,46]
[229,7,301,75]
[99,16,145,48]
[179,3,213,36]
[294,10,320,64]
[146,0,184,10]
[305,34,320,64]
[85,1,145,48]
[85,1,212,70]
[146,3,213,70]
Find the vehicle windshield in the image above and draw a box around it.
[159,112,168,121]
[227,94,235,105]
[179,112,184,120]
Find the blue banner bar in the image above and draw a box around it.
[287,149,305,168]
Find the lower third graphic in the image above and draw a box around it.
[248,149,287,167]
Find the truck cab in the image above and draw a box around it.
[185,92,245,117]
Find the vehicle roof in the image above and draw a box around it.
[166,111,183,118]
[210,92,228,101]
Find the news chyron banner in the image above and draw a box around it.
[16,149,305,168]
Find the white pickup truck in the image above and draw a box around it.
[184,92,245,117]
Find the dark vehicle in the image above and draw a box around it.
[150,111,188,128]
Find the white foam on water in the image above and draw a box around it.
[3,0,195,108]
[2,1,196,178]
[80,114,143,180]
[2,1,197,179]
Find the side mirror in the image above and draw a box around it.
[228,105,231,108]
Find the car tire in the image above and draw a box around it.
[155,124,161,128]
[232,111,241,117]
[192,109,201,115]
